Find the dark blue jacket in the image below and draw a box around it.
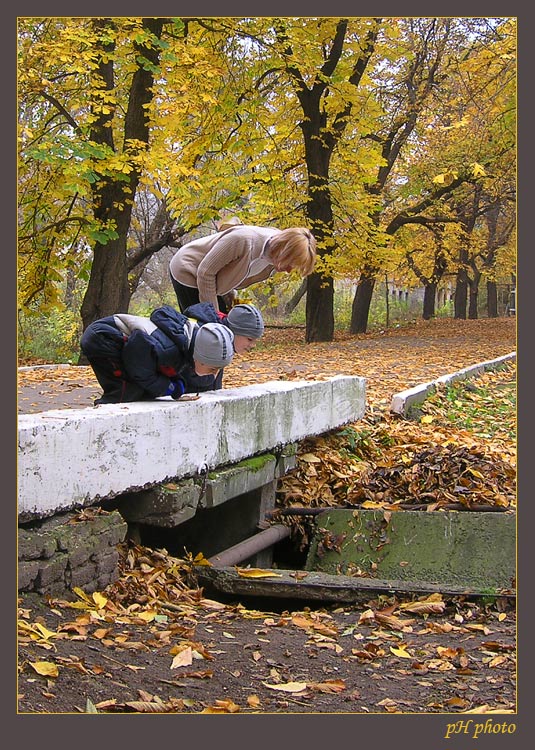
[150,305,218,394]
[183,302,225,326]
[82,306,215,398]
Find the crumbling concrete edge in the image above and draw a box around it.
[390,351,516,416]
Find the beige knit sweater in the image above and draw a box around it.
[169,225,281,309]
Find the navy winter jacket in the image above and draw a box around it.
[183,301,225,326]
[82,306,214,398]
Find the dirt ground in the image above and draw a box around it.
[18,570,516,715]
[17,317,518,715]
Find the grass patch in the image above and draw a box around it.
[416,362,516,442]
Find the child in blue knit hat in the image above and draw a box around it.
[182,301,264,388]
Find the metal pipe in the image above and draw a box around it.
[208,524,291,567]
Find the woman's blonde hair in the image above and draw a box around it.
[268,227,317,276]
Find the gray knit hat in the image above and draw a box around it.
[193,323,235,367]
[227,304,265,339]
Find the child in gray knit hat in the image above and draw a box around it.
[226,303,265,353]
[182,301,264,355]
[180,301,264,389]
[80,306,234,404]
[194,322,235,368]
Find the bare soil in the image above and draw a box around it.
[18,570,516,715]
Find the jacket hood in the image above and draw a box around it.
[183,302,221,325]
[150,305,194,348]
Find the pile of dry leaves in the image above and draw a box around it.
[274,362,516,548]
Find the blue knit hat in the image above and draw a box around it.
[227,304,264,339]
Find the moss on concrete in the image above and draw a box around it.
[306,509,516,591]
[208,452,276,479]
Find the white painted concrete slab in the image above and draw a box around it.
[390,352,516,416]
[18,376,365,521]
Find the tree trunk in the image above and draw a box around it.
[454,275,467,318]
[284,279,307,315]
[468,266,481,319]
[64,266,77,310]
[289,19,380,342]
[385,274,390,328]
[80,201,133,326]
[350,270,376,333]
[422,282,437,320]
[454,246,469,319]
[80,18,165,333]
[305,274,334,342]
[468,283,478,319]
[486,280,498,318]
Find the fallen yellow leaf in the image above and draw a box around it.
[92,628,111,639]
[308,679,346,693]
[124,700,168,713]
[399,600,446,615]
[262,681,308,693]
[193,552,212,566]
[33,622,58,640]
[488,655,508,668]
[137,611,157,622]
[92,592,107,609]
[235,567,283,578]
[30,661,59,677]
[201,699,240,713]
[466,467,485,479]
[171,647,193,668]
[462,704,515,714]
[72,587,92,603]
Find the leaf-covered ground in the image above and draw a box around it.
[18,551,515,715]
[17,317,517,714]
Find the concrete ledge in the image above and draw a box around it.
[117,479,201,528]
[195,566,515,601]
[305,509,516,592]
[18,376,365,522]
[390,352,516,416]
[117,445,297,527]
[204,445,297,509]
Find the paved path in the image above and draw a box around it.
[18,318,516,414]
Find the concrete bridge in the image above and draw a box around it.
[18,376,366,594]
[18,376,366,521]
[18,354,515,600]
